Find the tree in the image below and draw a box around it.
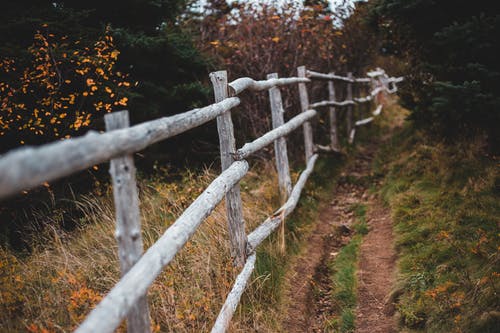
[0,28,130,149]
[197,2,339,140]
[370,0,500,150]
[0,1,211,157]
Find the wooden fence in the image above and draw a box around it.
[0,65,402,333]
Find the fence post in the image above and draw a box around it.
[328,73,340,152]
[346,72,354,141]
[105,110,152,333]
[267,73,292,202]
[297,66,314,162]
[210,70,247,267]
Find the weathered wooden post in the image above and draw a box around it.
[105,110,152,333]
[328,73,340,152]
[267,72,292,253]
[297,66,314,162]
[210,70,247,267]
[267,73,292,202]
[346,72,354,141]
[364,83,371,119]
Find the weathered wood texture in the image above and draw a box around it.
[105,111,152,333]
[235,110,317,160]
[210,253,257,333]
[349,127,356,144]
[267,73,292,201]
[228,77,310,96]
[309,86,389,109]
[367,69,385,77]
[328,75,340,152]
[314,144,339,153]
[346,72,354,139]
[355,117,374,126]
[75,161,249,333]
[307,70,354,83]
[310,100,355,108]
[373,104,383,116]
[210,71,247,267]
[246,154,318,253]
[307,69,371,83]
[0,97,240,199]
[354,95,373,103]
[297,66,314,162]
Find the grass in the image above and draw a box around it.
[324,203,368,333]
[374,128,500,332]
[0,154,344,332]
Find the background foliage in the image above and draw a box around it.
[369,0,500,150]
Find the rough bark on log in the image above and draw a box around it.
[75,161,249,333]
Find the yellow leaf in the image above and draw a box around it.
[110,50,120,59]
[118,97,128,106]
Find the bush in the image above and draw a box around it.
[370,0,500,151]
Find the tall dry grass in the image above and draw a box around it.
[1,158,336,332]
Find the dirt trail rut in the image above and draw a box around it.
[283,142,397,332]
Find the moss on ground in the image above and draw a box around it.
[375,128,500,332]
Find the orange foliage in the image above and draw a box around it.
[198,4,339,139]
[0,26,131,147]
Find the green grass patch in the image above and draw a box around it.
[325,203,368,332]
[375,128,500,332]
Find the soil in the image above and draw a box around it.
[283,142,397,332]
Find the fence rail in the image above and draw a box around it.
[0,63,401,333]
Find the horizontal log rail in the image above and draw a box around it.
[306,69,388,83]
[235,109,317,160]
[373,104,383,116]
[211,253,257,333]
[0,62,402,333]
[310,100,356,108]
[0,97,240,199]
[307,69,356,82]
[314,144,339,153]
[355,117,374,126]
[246,154,318,253]
[76,161,249,333]
[228,77,310,96]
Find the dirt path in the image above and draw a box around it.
[355,201,397,333]
[283,142,397,332]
